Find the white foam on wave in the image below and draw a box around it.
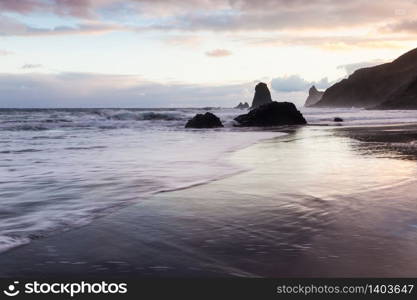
[97,109,184,121]
[391,140,417,149]
[0,236,30,253]
[0,109,189,131]
[0,115,286,254]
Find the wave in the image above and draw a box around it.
[41,119,73,123]
[0,149,42,154]
[96,109,184,121]
[2,124,50,131]
[0,129,284,254]
[0,110,186,131]
[157,169,249,193]
[0,236,30,253]
[64,146,107,150]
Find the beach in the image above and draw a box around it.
[1,123,417,278]
[4,1,417,290]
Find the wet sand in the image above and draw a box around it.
[1,124,417,278]
[335,123,417,158]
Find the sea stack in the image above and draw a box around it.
[234,102,250,109]
[235,82,307,126]
[304,85,324,107]
[251,82,272,109]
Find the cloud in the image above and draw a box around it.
[126,1,417,49]
[0,15,123,36]
[0,72,251,108]
[0,0,43,14]
[271,75,310,92]
[271,75,332,92]
[205,49,232,57]
[21,64,43,69]
[129,0,417,32]
[382,19,417,33]
[2,1,417,33]
[243,34,413,50]
[52,0,94,17]
[0,0,102,17]
[337,60,386,75]
[0,0,415,51]
[0,71,325,108]
[27,22,123,36]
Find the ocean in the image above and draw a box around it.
[1,107,417,254]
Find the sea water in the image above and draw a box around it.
[1,107,417,252]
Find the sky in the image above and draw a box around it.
[0,0,416,108]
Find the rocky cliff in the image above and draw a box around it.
[314,47,417,109]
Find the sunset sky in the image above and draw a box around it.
[0,0,416,107]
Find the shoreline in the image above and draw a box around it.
[1,123,417,277]
[334,123,417,159]
[0,128,285,255]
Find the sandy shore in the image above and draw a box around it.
[335,123,417,158]
[1,124,417,278]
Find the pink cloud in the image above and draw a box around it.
[0,0,115,18]
[0,0,43,13]
[382,19,417,33]
[0,15,123,36]
[205,49,232,57]
[1,0,417,48]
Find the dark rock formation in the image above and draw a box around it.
[251,82,272,109]
[234,102,250,109]
[314,47,417,109]
[185,112,223,128]
[375,76,417,109]
[234,101,307,127]
[304,85,324,107]
[334,117,343,122]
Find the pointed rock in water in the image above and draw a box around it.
[251,82,273,109]
[185,112,224,128]
[234,102,243,109]
[234,102,250,109]
[304,85,324,107]
[234,101,307,127]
